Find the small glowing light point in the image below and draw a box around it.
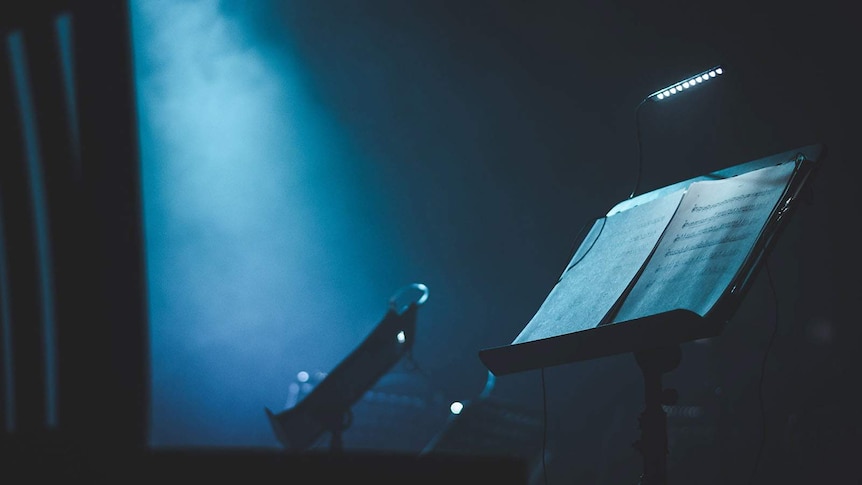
[696,76,703,83]
[657,93,664,99]
[450,401,464,414]
[396,330,406,343]
[670,88,677,94]
[297,371,309,382]
[709,71,716,77]
[716,68,723,75]
[663,90,670,97]
[682,82,690,88]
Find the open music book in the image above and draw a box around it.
[479,144,823,375]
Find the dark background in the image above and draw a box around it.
[2,1,859,484]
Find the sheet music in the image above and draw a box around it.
[513,188,686,344]
[610,161,797,323]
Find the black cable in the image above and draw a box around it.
[541,367,549,485]
[747,261,779,485]
[629,98,649,200]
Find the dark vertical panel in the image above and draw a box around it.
[0,197,11,434]
[0,33,47,437]
[0,36,13,436]
[1,0,149,450]
[24,13,87,439]
[70,0,148,448]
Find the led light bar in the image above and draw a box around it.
[648,65,723,101]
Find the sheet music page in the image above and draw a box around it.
[610,161,797,323]
[512,188,686,344]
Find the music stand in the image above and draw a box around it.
[478,144,824,485]
[266,283,429,452]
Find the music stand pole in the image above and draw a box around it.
[321,409,352,453]
[632,344,681,485]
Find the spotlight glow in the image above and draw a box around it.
[396,330,406,343]
[132,0,407,448]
